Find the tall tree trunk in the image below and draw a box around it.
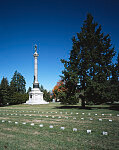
[81,97,85,108]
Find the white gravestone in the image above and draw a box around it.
[103,131,108,135]
[99,119,102,121]
[73,128,77,132]
[39,124,43,127]
[49,125,53,128]
[87,130,91,133]
[61,127,65,130]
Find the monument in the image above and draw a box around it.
[26,44,49,104]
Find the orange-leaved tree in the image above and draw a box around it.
[52,80,66,102]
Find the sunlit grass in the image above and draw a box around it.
[0,103,119,150]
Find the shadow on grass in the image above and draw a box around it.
[54,105,92,110]
[109,104,119,111]
[54,104,119,111]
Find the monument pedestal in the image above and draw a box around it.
[26,88,49,104]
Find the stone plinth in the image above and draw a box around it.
[26,88,49,104]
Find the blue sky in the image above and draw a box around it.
[0,0,119,91]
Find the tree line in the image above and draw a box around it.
[0,71,28,106]
[53,14,119,107]
[0,71,52,106]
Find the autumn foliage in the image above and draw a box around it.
[52,80,66,101]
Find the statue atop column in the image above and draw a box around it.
[35,44,37,52]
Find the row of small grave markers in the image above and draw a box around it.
[1,120,108,135]
[0,110,119,117]
[0,113,114,122]
[1,112,118,117]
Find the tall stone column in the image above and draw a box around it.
[33,45,39,88]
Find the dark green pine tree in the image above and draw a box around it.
[108,63,119,102]
[9,71,27,105]
[77,14,115,105]
[117,53,119,79]
[39,85,52,102]
[109,53,119,102]
[27,87,31,94]
[10,70,26,94]
[60,37,81,104]
[61,13,116,107]
[39,85,44,92]
[0,77,9,105]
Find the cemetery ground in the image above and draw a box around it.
[0,103,119,150]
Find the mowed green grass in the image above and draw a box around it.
[0,103,119,150]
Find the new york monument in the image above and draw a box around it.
[26,45,49,104]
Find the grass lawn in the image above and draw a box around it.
[0,103,119,150]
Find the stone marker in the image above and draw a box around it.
[39,124,43,127]
[31,123,34,126]
[61,127,65,130]
[73,128,77,132]
[99,119,102,121]
[103,131,108,135]
[87,130,91,133]
[22,122,26,125]
[49,125,53,128]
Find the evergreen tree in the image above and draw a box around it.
[8,71,27,105]
[27,87,31,93]
[0,77,9,105]
[77,14,115,105]
[61,13,116,107]
[10,70,26,94]
[39,85,52,102]
[108,54,119,102]
[117,53,119,79]
[39,85,44,92]
[60,37,81,104]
